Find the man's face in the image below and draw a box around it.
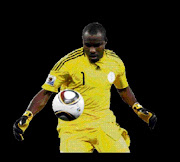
[83,32,107,63]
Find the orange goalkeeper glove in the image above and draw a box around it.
[132,102,157,130]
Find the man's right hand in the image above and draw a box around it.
[13,110,33,141]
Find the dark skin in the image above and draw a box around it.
[83,31,107,63]
[27,89,53,115]
[27,31,137,116]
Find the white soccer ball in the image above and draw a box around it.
[52,89,84,121]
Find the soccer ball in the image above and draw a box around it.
[52,89,84,121]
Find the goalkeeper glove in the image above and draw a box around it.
[132,102,157,130]
[13,110,33,141]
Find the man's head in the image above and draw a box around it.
[82,22,107,63]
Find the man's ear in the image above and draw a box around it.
[104,41,107,46]
[105,37,108,43]
[82,38,85,45]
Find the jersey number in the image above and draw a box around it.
[81,72,85,85]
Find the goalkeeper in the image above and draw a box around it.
[13,22,157,153]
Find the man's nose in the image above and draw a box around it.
[90,47,96,54]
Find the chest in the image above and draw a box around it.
[69,62,118,89]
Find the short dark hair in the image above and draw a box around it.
[82,22,107,42]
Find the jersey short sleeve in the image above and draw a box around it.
[113,59,129,89]
[42,60,70,93]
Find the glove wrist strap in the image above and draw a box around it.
[132,102,143,109]
[23,110,33,121]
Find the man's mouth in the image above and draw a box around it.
[90,56,98,60]
[89,54,98,60]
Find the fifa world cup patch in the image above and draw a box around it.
[108,72,115,83]
[45,74,56,86]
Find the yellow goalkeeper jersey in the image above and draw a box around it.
[42,47,129,130]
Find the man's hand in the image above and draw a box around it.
[132,103,157,130]
[13,110,33,141]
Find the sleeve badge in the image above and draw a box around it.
[45,74,56,86]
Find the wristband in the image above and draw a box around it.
[132,102,143,111]
[22,110,33,122]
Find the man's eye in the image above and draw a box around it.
[85,43,101,47]
[93,43,101,47]
[85,43,91,47]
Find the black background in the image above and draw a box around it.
[4,2,165,160]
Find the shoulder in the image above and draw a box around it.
[61,47,84,64]
[52,47,84,71]
[105,49,124,66]
[66,47,84,58]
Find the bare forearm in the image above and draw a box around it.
[27,89,53,116]
[117,86,137,107]
[117,86,157,129]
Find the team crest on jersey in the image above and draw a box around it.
[45,74,56,86]
[108,72,115,83]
